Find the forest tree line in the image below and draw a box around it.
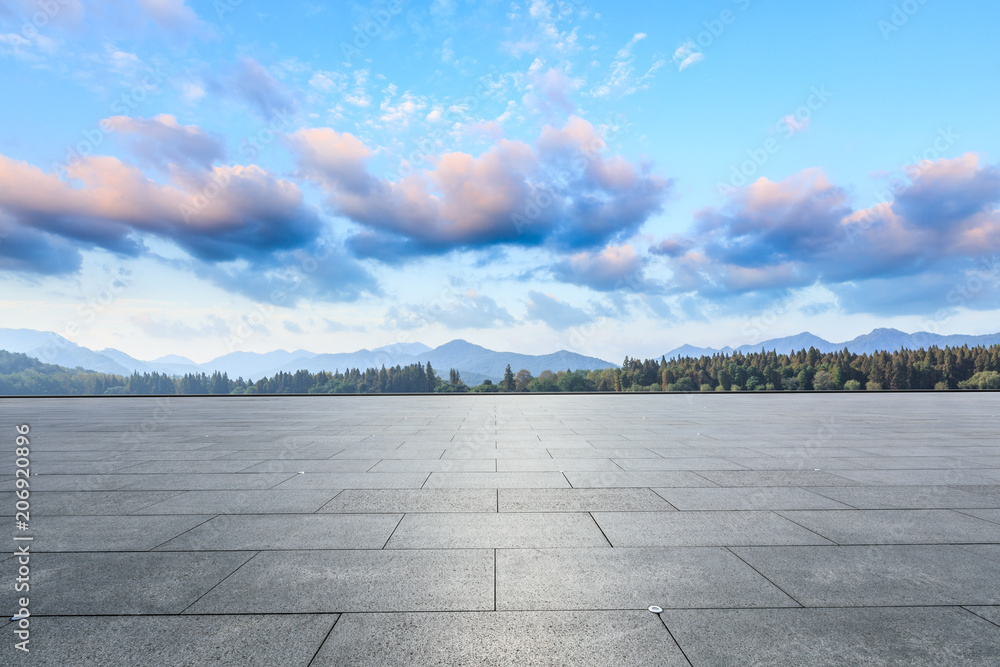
[1,344,1000,395]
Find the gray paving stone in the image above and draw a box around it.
[442,448,552,459]
[424,472,570,488]
[369,459,497,472]
[272,472,429,489]
[615,457,748,471]
[34,461,143,474]
[499,488,675,512]
[155,513,402,550]
[965,606,1000,627]
[186,549,494,613]
[828,469,1000,486]
[237,459,379,473]
[497,547,797,610]
[957,544,1000,563]
[312,611,688,666]
[23,614,339,666]
[385,512,609,549]
[732,545,1000,606]
[332,448,442,459]
[652,487,850,511]
[804,485,1000,509]
[318,489,497,513]
[19,551,254,614]
[32,490,184,515]
[545,447,661,458]
[32,514,213,551]
[496,458,620,472]
[117,472,297,491]
[136,489,341,514]
[563,471,716,488]
[955,508,1000,524]
[692,470,862,487]
[592,511,833,547]
[777,509,1000,544]
[662,607,1000,666]
[112,460,266,473]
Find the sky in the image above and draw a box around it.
[1,0,999,365]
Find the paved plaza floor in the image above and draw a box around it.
[3,393,1000,665]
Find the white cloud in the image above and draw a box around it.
[673,41,704,71]
[592,33,664,97]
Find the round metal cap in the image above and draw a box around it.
[648,605,663,614]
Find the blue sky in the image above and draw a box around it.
[1,0,998,364]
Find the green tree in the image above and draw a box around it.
[502,364,516,391]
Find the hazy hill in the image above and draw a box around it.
[663,328,1000,359]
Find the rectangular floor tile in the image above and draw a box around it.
[592,511,833,547]
[499,488,675,512]
[23,615,339,667]
[385,512,608,549]
[186,549,494,613]
[732,545,1000,606]
[272,472,429,489]
[776,509,1000,544]
[32,515,212,551]
[804,485,1000,509]
[18,551,254,614]
[369,459,497,472]
[692,470,862,487]
[423,472,570,489]
[563,471,716,488]
[496,458,621,472]
[662,607,1000,667]
[496,547,797,610]
[117,473,297,491]
[319,489,497,513]
[652,487,850,511]
[33,490,184,515]
[312,611,688,667]
[614,457,748,471]
[136,489,341,514]
[155,513,402,550]
[237,459,378,473]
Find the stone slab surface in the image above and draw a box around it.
[662,607,1000,666]
[21,615,339,667]
[385,512,610,549]
[311,611,689,666]
[185,549,495,613]
[5,392,1000,664]
[496,547,799,610]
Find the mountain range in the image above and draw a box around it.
[2,327,999,383]
[660,328,1000,359]
[0,329,616,384]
